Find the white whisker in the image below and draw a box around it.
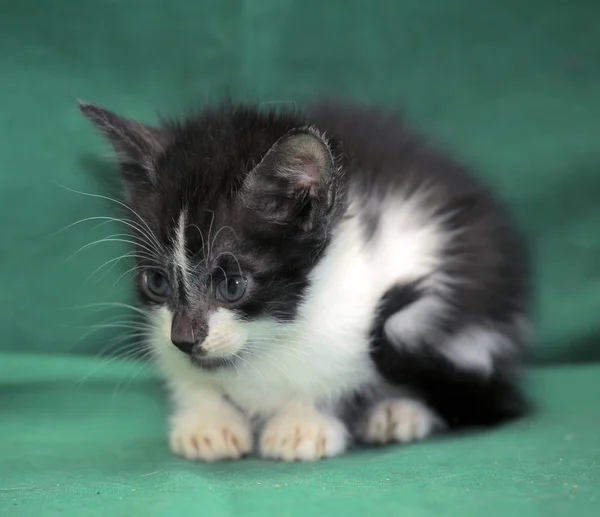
[112,264,148,286]
[57,185,164,255]
[187,223,207,266]
[52,215,164,256]
[210,225,238,254]
[68,236,159,261]
[212,251,244,278]
[205,209,216,260]
[83,251,141,285]
[66,302,151,318]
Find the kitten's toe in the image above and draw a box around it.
[260,412,348,462]
[360,399,442,445]
[169,406,252,462]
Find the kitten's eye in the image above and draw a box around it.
[142,269,172,301]
[215,276,247,303]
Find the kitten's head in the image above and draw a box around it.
[80,102,344,370]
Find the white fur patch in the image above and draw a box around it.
[202,309,249,357]
[384,295,445,349]
[369,196,446,283]
[173,210,192,295]
[441,326,513,376]
[360,398,441,444]
[259,404,348,461]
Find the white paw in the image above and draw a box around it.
[361,399,441,445]
[169,404,252,462]
[260,411,348,462]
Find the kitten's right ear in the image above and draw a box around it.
[240,128,339,230]
[79,101,166,185]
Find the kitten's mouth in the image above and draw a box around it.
[189,354,240,371]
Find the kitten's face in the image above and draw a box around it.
[81,103,343,370]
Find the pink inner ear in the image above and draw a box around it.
[288,149,323,197]
[296,165,321,197]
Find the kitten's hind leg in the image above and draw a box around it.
[370,287,529,429]
[356,397,443,445]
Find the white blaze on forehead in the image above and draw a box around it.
[174,210,192,294]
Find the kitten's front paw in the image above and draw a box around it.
[260,411,348,462]
[360,399,442,445]
[170,404,252,462]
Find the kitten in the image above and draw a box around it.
[80,99,530,462]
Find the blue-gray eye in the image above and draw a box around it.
[143,269,172,301]
[215,276,247,302]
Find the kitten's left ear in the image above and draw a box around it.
[79,102,167,185]
[241,128,338,229]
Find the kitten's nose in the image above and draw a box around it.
[171,313,206,355]
[171,312,200,355]
[171,336,196,355]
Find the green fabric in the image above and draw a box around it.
[1,355,599,517]
[2,0,600,516]
[1,0,600,362]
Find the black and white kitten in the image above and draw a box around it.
[80,99,530,462]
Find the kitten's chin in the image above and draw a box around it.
[189,354,240,372]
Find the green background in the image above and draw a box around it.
[1,1,599,516]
